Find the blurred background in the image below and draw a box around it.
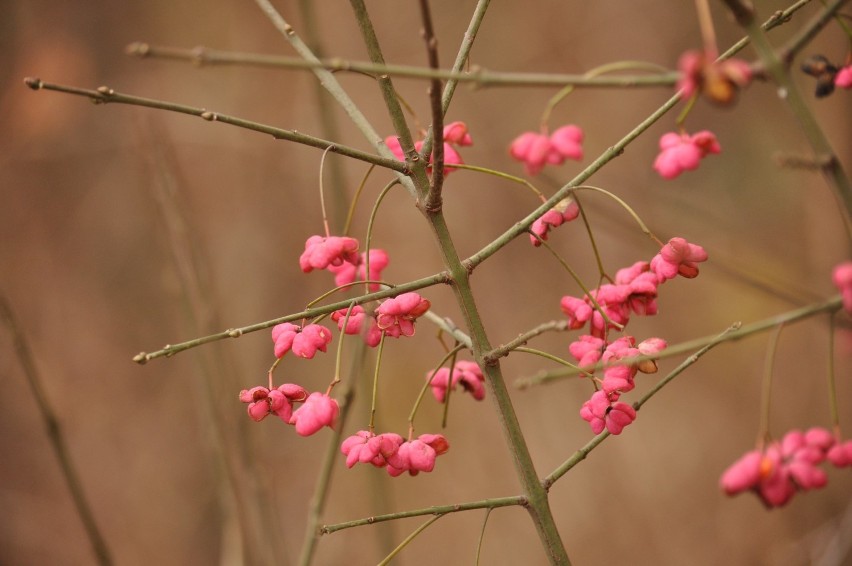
[2,1,851,564]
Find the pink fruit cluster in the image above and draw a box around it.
[341,431,449,476]
[721,428,852,507]
[300,235,390,289]
[272,323,332,359]
[386,120,472,175]
[509,125,584,176]
[653,130,721,180]
[427,360,486,403]
[563,237,706,435]
[561,238,707,339]
[330,292,432,347]
[573,336,666,435]
[239,385,339,436]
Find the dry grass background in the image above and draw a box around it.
[1,1,851,565]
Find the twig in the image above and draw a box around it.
[22,78,406,173]
[515,296,842,388]
[320,495,526,534]
[126,41,679,88]
[132,270,451,364]
[0,295,113,566]
[419,0,446,212]
[483,321,571,364]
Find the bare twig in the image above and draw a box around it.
[22,77,406,173]
[0,295,113,566]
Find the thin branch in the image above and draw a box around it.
[320,495,526,534]
[132,271,451,364]
[126,42,679,88]
[419,0,446,212]
[515,296,842,389]
[0,295,113,566]
[482,321,570,364]
[125,0,811,90]
[22,78,407,173]
[543,322,740,489]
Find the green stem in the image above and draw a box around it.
[369,333,387,432]
[320,495,526,534]
[758,324,784,448]
[482,320,570,364]
[377,515,444,566]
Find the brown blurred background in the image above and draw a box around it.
[2,1,851,565]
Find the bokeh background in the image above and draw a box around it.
[2,1,851,564]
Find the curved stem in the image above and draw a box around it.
[758,324,784,449]
[377,515,444,566]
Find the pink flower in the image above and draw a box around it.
[238,383,308,422]
[653,130,720,179]
[375,292,431,338]
[835,66,852,88]
[677,50,752,105]
[509,125,584,176]
[299,235,360,273]
[579,390,637,435]
[289,392,339,436]
[427,360,486,402]
[326,249,390,291]
[529,198,580,246]
[386,434,449,477]
[833,261,852,314]
[271,323,332,359]
[331,306,382,347]
[650,237,708,282]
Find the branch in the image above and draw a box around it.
[126,42,679,88]
[320,495,526,534]
[132,271,450,364]
[22,78,407,173]
[515,296,842,389]
[482,321,570,365]
[1,295,113,565]
[419,0,446,212]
